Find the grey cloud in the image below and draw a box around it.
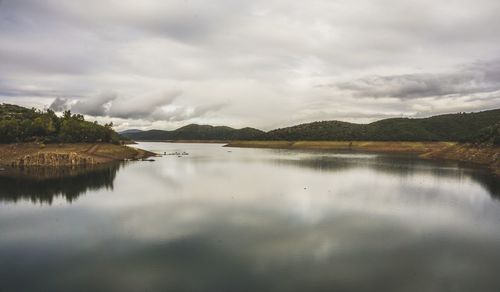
[123,2,241,43]
[0,46,95,76]
[49,93,116,116]
[72,93,116,116]
[152,102,228,122]
[107,91,180,120]
[49,91,178,120]
[189,103,227,118]
[334,60,500,99]
[47,91,225,122]
[48,97,69,112]
[0,88,69,98]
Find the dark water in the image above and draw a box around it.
[0,142,499,292]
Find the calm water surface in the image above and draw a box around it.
[1,142,499,292]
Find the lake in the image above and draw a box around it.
[1,142,499,292]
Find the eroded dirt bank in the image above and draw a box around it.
[0,143,155,167]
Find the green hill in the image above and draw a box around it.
[472,122,500,145]
[0,104,121,144]
[267,109,500,143]
[122,124,267,141]
[122,109,499,143]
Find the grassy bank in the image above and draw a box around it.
[225,140,500,176]
[0,143,155,167]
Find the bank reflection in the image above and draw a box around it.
[270,153,500,198]
[0,163,121,204]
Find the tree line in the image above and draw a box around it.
[123,109,500,145]
[0,104,120,144]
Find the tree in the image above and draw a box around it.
[0,104,122,144]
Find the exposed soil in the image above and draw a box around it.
[0,143,155,167]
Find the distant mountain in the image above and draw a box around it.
[121,124,267,141]
[121,109,500,144]
[119,129,143,135]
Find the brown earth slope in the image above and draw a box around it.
[0,143,155,167]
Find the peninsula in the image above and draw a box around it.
[0,104,153,167]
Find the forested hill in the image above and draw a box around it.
[268,109,500,142]
[122,109,500,144]
[122,124,266,141]
[0,104,121,143]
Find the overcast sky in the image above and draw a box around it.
[1,0,499,130]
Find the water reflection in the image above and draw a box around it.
[0,163,120,204]
[271,152,500,198]
[0,143,499,292]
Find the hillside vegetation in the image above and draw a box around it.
[267,109,499,143]
[0,104,121,144]
[473,122,500,145]
[122,109,500,144]
[124,124,266,141]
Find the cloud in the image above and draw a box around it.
[73,92,117,116]
[2,0,500,128]
[107,91,179,119]
[48,90,226,122]
[151,102,228,122]
[333,60,500,100]
[48,97,69,112]
[49,93,117,116]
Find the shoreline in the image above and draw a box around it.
[224,140,455,153]
[224,140,500,176]
[134,139,229,144]
[0,143,155,168]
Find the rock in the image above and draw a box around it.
[12,152,95,167]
